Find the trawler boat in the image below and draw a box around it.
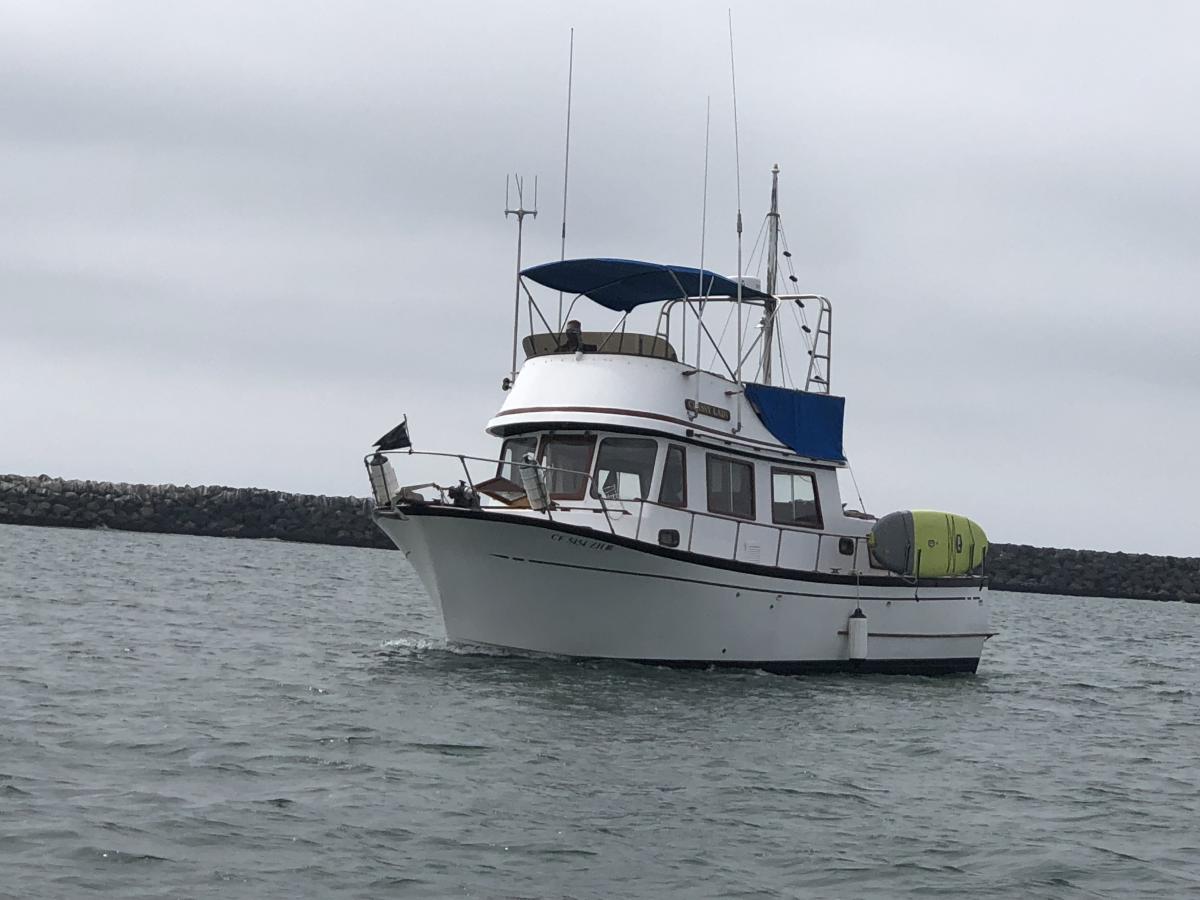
[367,178,992,674]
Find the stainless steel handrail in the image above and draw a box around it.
[618,493,876,574]
[365,448,621,535]
[366,449,877,572]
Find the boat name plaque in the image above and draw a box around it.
[685,398,732,422]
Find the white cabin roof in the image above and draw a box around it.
[487,350,845,467]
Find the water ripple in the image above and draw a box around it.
[3,523,1199,899]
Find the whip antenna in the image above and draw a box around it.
[557,27,575,332]
[695,95,711,372]
[728,9,745,398]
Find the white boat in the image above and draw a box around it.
[367,170,993,674]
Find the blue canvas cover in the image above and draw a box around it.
[520,258,769,313]
[744,383,847,463]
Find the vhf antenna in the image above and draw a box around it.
[728,9,745,432]
[695,95,712,374]
[506,174,538,385]
[557,27,575,332]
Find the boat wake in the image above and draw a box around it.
[377,633,562,661]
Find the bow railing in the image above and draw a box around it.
[364,449,624,534]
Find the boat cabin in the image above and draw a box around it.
[478,424,878,575]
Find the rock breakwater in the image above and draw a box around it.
[985,542,1199,603]
[0,473,391,550]
[1,474,1196,601]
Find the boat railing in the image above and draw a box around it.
[613,494,876,577]
[364,449,625,535]
[366,449,882,576]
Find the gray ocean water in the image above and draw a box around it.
[2,523,1198,899]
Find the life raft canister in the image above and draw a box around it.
[868,510,988,577]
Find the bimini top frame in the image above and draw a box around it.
[520,258,770,312]
[514,257,832,395]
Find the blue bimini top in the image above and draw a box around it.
[520,258,770,313]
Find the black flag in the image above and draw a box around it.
[374,417,412,451]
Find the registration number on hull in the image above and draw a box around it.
[550,533,614,552]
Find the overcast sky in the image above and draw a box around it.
[3,1,1198,555]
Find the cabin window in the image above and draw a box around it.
[706,454,755,519]
[771,468,823,529]
[497,436,538,483]
[592,438,657,500]
[540,434,596,500]
[659,444,688,508]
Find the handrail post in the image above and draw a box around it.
[593,474,617,535]
[457,455,475,491]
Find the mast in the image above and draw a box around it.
[762,163,780,385]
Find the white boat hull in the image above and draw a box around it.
[376,505,992,674]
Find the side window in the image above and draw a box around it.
[706,454,755,519]
[659,444,687,508]
[771,469,823,529]
[497,436,538,483]
[540,434,596,500]
[592,438,658,500]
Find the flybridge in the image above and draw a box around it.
[511,252,847,464]
[511,258,833,397]
[499,167,845,463]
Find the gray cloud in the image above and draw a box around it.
[3,0,1198,554]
